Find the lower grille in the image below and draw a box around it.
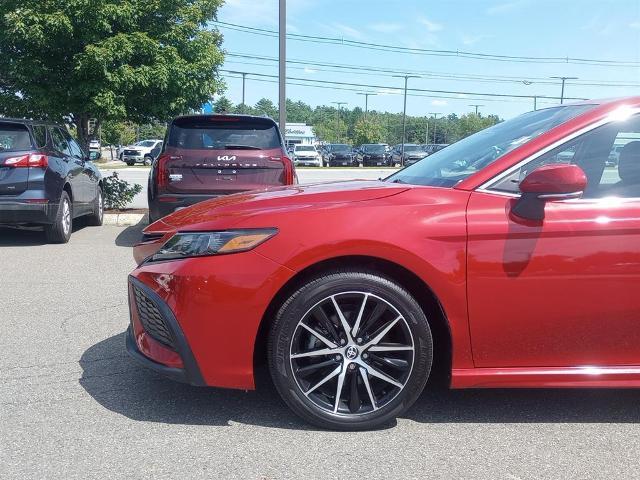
[132,284,176,349]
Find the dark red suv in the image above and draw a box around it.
[148,114,296,222]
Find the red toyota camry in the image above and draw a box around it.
[127,97,640,430]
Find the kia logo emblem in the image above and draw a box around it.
[217,155,237,161]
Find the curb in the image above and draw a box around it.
[104,213,148,226]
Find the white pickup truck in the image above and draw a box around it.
[120,139,163,166]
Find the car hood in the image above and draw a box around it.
[146,180,409,233]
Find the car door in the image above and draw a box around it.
[466,112,640,368]
[50,127,83,211]
[69,135,98,208]
[63,129,92,211]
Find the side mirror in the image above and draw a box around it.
[512,164,587,221]
[88,151,101,161]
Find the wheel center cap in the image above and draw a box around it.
[345,345,359,360]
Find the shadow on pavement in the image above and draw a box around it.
[81,333,640,429]
[0,222,89,247]
[114,218,147,247]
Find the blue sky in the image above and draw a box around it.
[215,0,640,119]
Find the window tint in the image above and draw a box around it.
[31,125,48,149]
[489,114,640,198]
[51,128,71,156]
[168,119,281,150]
[0,123,32,151]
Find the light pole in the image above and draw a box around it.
[469,104,484,115]
[428,113,441,144]
[356,92,377,120]
[533,95,538,111]
[331,102,347,142]
[278,0,286,134]
[550,76,578,104]
[228,71,248,110]
[393,75,420,166]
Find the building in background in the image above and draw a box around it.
[281,123,316,147]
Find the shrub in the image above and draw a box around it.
[103,172,142,210]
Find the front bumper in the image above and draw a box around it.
[128,251,294,389]
[362,157,389,166]
[294,158,321,166]
[123,154,144,163]
[328,157,357,167]
[126,276,205,385]
[0,201,58,225]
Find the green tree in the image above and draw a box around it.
[314,118,347,143]
[101,120,136,146]
[0,0,225,146]
[254,98,278,119]
[353,118,384,145]
[213,96,233,113]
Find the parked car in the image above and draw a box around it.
[128,97,640,430]
[325,143,357,167]
[147,114,296,223]
[89,139,101,151]
[607,144,625,166]
[0,118,103,243]
[293,144,322,167]
[390,144,428,166]
[357,143,390,166]
[422,143,450,155]
[121,139,163,166]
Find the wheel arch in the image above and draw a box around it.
[253,255,453,387]
[63,181,73,201]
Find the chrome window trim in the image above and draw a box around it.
[478,107,640,194]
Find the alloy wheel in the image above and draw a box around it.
[289,292,414,416]
[62,199,71,235]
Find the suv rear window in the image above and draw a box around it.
[0,123,32,152]
[168,118,281,150]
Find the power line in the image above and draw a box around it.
[213,21,640,67]
[221,69,587,102]
[224,53,640,88]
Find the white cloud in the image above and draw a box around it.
[431,100,447,106]
[377,88,402,96]
[418,17,443,32]
[457,93,468,98]
[487,1,525,15]
[629,21,640,29]
[461,33,493,46]
[369,23,403,34]
[303,67,317,74]
[329,22,365,40]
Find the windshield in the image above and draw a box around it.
[403,145,422,152]
[364,144,385,153]
[296,145,316,151]
[331,144,350,152]
[386,105,594,187]
[138,140,156,147]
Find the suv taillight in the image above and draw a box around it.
[156,154,170,187]
[281,156,295,185]
[4,153,48,168]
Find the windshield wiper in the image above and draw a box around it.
[224,144,262,150]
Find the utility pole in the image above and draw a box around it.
[331,102,347,143]
[393,75,420,166]
[278,0,286,136]
[469,104,484,115]
[228,71,248,110]
[428,113,440,144]
[356,92,376,120]
[550,76,578,104]
[533,96,538,111]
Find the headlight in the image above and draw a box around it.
[150,228,278,262]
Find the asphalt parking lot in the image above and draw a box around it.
[2,221,640,479]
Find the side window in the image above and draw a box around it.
[51,128,71,156]
[68,138,84,159]
[31,125,48,148]
[490,114,640,198]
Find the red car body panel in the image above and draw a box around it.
[129,97,640,391]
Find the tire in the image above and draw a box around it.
[268,271,433,430]
[45,191,73,243]
[143,155,152,166]
[126,161,134,166]
[86,187,104,226]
